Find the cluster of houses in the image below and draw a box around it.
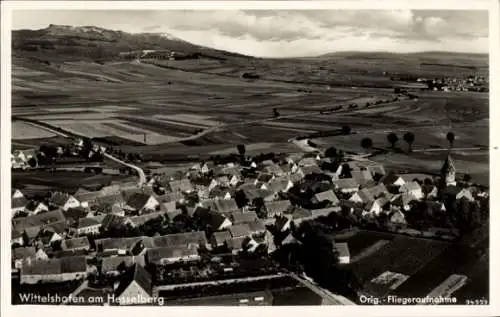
[11,147,488,303]
[416,75,489,92]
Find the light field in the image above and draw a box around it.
[12,121,57,140]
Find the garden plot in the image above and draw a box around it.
[12,121,57,140]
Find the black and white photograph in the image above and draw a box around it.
[1,1,498,313]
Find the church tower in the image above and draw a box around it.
[440,153,456,187]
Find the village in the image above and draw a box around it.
[10,133,489,305]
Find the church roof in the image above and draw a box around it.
[441,154,456,174]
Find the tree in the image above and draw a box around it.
[446,131,455,149]
[341,125,351,135]
[463,174,471,183]
[273,108,280,118]
[387,132,399,149]
[403,132,415,153]
[236,144,246,156]
[361,137,373,150]
[324,146,338,158]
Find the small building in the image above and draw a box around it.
[335,242,350,264]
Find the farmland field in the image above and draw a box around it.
[11,39,488,187]
[11,121,57,140]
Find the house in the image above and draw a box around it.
[130,212,165,228]
[381,173,406,188]
[169,179,194,193]
[391,193,418,211]
[443,186,475,202]
[74,190,101,209]
[211,230,232,248]
[74,217,102,236]
[152,231,208,249]
[125,193,159,214]
[255,173,274,184]
[95,237,152,255]
[422,184,439,199]
[24,201,49,215]
[12,195,29,215]
[264,200,292,217]
[263,164,284,176]
[13,209,67,234]
[247,220,267,236]
[113,264,153,306]
[332,178,359,194]
[20,256,88,284]
[351,169,374,187]
[335,242,350,264]
[193,207,232,231]
[310,207,340,218]
[400,181,424,200]
[12,188,25,199]
[101,256,136,276]
[389,210,407,228]
[12,229,24,246]
[61,237,91,252]
[297,165,323,177]
[101,214,132,233]
[39,228,64,246]
[298,157,318,167]
[231,211,258,224]
[267,177,294,194]
[146,245,200,265]
[13,246,48,269]
[366,197,390,216]
[312,190,340,205]
[229,223,252,239]
[214,198,240,214]
[209,186,234,200]
[49,192,80,211]
[351,184,388,205]
[366,164,386,179]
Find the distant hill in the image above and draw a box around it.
[12,24,251,62]
[316,51,488,70]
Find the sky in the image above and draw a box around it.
[12,10,489,57]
